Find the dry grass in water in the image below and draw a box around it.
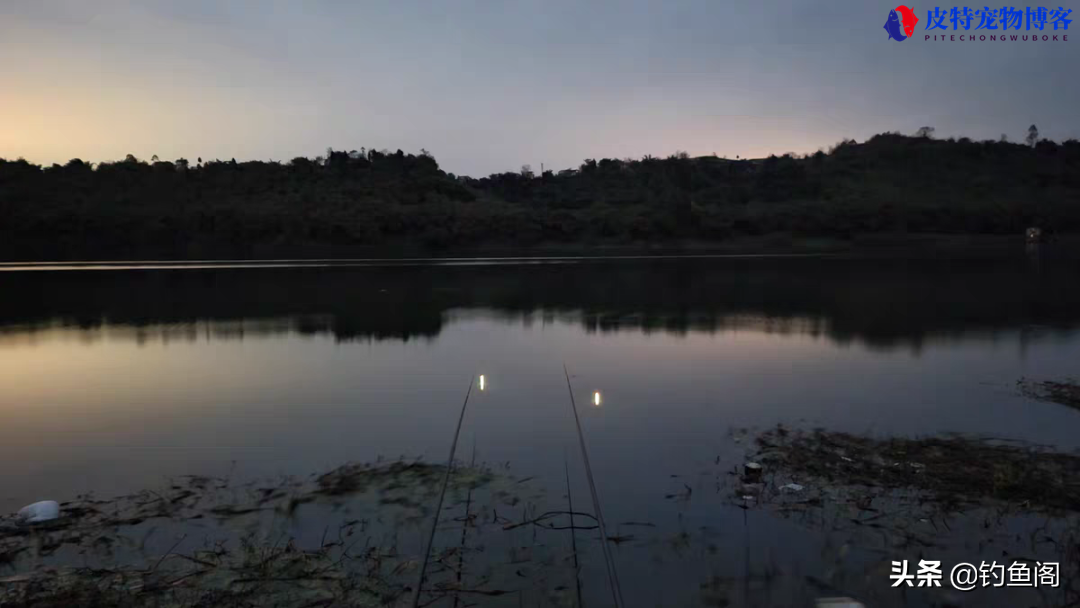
[0,459,569,607]
[751,427,1080,513]
[1018,377,1080,410]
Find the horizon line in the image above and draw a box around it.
[2,127,1064,178]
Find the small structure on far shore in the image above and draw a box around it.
[1026,227,1043,244]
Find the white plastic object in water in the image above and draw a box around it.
[780,483,805,492]
[816,598,864,608]
[16,500,60,524]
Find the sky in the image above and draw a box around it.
[1,0,1077,176]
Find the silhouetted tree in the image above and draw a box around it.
[3,135,1080,260]
[1027,125,1039,148]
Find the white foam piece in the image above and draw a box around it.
[16,500,60,523]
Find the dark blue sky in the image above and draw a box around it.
[2,1,1076,175]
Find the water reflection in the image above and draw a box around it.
[1,253,1079,351]
[3,256,1080,608]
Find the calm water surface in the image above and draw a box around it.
[2,252,1079,605]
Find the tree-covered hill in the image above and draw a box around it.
[2,132,1079,259]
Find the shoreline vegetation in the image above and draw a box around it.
[3,132,1079,261]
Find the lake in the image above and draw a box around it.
[2,251,1080,606]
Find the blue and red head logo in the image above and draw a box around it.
[885,6,919,40]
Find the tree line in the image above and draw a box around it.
[2,130,1079,259]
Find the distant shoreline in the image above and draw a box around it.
[1,233,1075,265]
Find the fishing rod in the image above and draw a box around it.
[411,377,475,608]
[565,456,584,608]
[563,364,624,608]
[453,440,478,608]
